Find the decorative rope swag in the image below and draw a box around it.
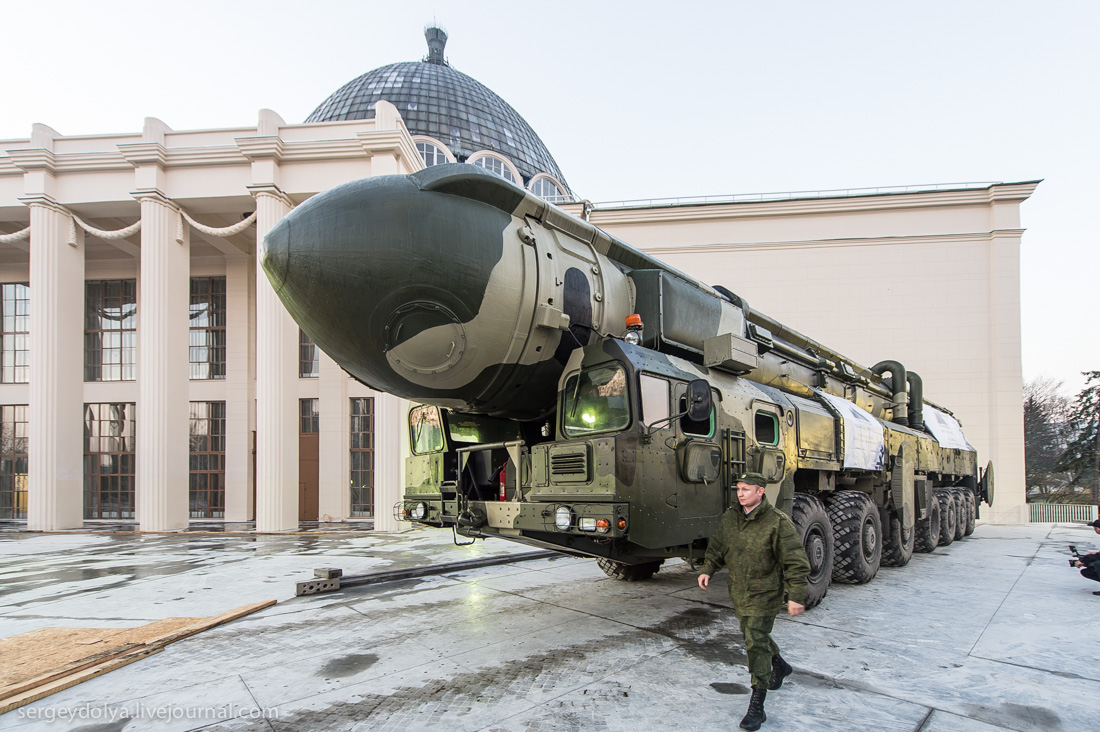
[175,210,257,244]
[1,205,259,247]
[0,226,30,244]
[69,214,141,245]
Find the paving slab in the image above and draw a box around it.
[0,522,1097,731]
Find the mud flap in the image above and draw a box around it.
[891,441,916,530]
[979,460,995,506]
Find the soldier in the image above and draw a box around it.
[697,472,811,731]
[1073,519,1100,595]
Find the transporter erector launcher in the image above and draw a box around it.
[263,164,992,606]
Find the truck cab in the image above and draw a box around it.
[399,339,736,566]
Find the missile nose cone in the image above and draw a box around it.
[260,217,290,295]
[259,170,540,411]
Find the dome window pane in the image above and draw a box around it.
[472,156,516,184]
[303,29,571,192]
[416,141,449,167]
[531,177,567,203]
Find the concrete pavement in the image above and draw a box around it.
[1,522,1096,731]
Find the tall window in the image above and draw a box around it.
[190,277,226,380]
[300,328,319,378]
[0,405,28,520]
[189,402,226,519]
[85,280,137,382]
[0,284,29,384]
[300,398,319,433]
[84,403,135,519]
[350,397,374,518]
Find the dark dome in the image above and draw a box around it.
[306,30,570,194]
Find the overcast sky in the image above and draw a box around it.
[1,0,1096,394]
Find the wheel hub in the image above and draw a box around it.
[807,530,827,580]
[862,519,877,559]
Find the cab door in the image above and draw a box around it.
[674,382,723,520]
[751,400,787,504]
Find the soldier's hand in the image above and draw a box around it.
[788,601,805,617]
[698,574,710,590]
[1075,561,1084,568]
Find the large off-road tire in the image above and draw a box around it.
[936,490,957,546]
[596,558,663,581]
[914,496,940,553]
[825,490,881,584]
[791,494,833,608]
[961,489,977,536]
[881,508,915,567]
[950,489,967,541]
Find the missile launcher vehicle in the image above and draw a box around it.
[263,164,994,606]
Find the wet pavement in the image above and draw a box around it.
[1,522,1097,731]
[0,520,375,534]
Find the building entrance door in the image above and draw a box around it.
[299,399,319,521]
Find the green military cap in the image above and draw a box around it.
[737,472,768,487]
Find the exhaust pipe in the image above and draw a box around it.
[871,360,909,426]
[906,371,924,431]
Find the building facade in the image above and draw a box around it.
[563,181,1034,523]
[0,32,1032,530]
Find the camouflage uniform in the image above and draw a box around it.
[700,495,810,689]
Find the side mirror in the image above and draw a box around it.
[685,379,712,422]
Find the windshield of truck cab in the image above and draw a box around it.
[562,364,631,437]
[446,412,520,444]
[409,405,445,454]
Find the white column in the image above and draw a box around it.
[372,392,406,532]
[27,199,85,530]
[135,195,190,531]
[253,188,298,531]
[317,350,348,520]
[223,252,255,521]
[987,231,1026,523]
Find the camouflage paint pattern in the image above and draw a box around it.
[262,165,986,563]
[262,165,904,421]
[699,495,810,615]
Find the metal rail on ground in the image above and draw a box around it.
[295,550,561,596]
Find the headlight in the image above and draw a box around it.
[554,506,573,531]
[412,502,427,520]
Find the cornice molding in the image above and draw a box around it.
[639,230,1028,257]
[1,133,429,176]
[236,136,285,161]
[6,147,57,172]
[118,142,168,168]
[16,194,65,214]
[247,184,294,208]
[588,185,1040,227]
[356,129,420,164]
[130,188,176,208]
[989,228,1028,241]
[283,138,368,161]
[987,181,1042,202]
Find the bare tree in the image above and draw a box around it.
[1024,377,1072,501]
[1057,371,1100,504]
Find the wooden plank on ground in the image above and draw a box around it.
[0,600,276,714]
[0,647,163,715]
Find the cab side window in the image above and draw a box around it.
[754,411,779,446]
[680,393,715,438]
[639,373,670,425]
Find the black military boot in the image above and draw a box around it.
[768,654,793,690]
[739,687,767,730]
